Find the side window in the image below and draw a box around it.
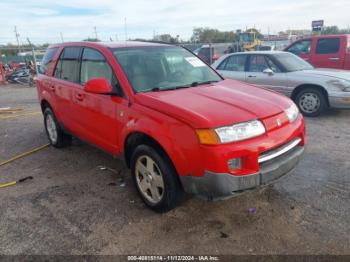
[287,40,311,55]
[316,38,340,54]
[218,55,246,71]
[54,47,81,83]
[265,56,282,73]
[248,55,270,72]
[39,47,58,75]
[80,48,122,95]
[217,57,229,70]
[80,48,113,85]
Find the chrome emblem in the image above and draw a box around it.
[276,119,282,126]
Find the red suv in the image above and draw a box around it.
[37,41,306,212]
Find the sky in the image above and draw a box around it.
[0,0,350,45]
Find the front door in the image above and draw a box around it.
[71,47,126,155]
[245,54,289,95]
[285,39,312,64]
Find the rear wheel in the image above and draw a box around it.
[295,88,327,117]
[131,145,182,212]
[44,107,71,148]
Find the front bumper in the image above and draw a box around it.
[329,93,350,109]
[180,144,304,200]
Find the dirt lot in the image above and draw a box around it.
[0,84,349,255]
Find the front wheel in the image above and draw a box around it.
[295,88,327,117]
[131,145,183,212]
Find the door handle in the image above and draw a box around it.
[75,93,84,101]
[328,57,339,61]
[248,75,256,78]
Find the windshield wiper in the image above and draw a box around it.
[148,80,219,92]
[151,85,191,92]
[190,80,220,87]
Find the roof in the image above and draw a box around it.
[49,41,172,49]
[230,51,287,55]
[298,34,350,39]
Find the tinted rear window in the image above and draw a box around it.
[38,47,58,74]
[316,38,340,54]
[54,47,81,83]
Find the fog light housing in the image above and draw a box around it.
[227,158,242,170]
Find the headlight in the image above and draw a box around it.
[285,103,299,123]
[215,120,266,143]
[196,120,266,145]
[328,79,350,92]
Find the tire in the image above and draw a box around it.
[295,87,327,117]
[130,145,183,212]
[43,107,71,148]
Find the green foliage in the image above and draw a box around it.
[153,34,179,43]
[82,38,101,42]
[321,26,350,35]
[190,27,237,43]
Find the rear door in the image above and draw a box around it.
[37,47,59,111]
[245,54,288,95]
[71,47,125,154]
[51,46,82,129]
[285,39,312,63]
[215,54,247,82]
[312,37,344,69]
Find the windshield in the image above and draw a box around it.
[239,33,254,43]
[274,53,314,72]
[112,46,221,92]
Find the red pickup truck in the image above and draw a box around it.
[284,34,350,70]
[36,42,305,212]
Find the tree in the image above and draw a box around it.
[190,27,237,43]
[322,26,350,35]
[82,37,101,42]
[153,34,178,43]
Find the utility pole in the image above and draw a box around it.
[94,26,98,40]
[27,38,38,72]
[124,18,128,41]
[60,32,64,43]
[14,26,21,53]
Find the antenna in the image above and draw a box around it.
[124,18,128,41]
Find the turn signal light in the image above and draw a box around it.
[195,129,220,145]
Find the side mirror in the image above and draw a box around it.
[84,78,112,94]
[263,68,274,76]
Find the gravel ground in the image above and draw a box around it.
[0,84,349,255]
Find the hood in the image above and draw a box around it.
[135,79,292,129]
[298,68,350,81]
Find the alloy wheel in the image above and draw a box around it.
[135,155,165,204]
[46,114,58,144]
